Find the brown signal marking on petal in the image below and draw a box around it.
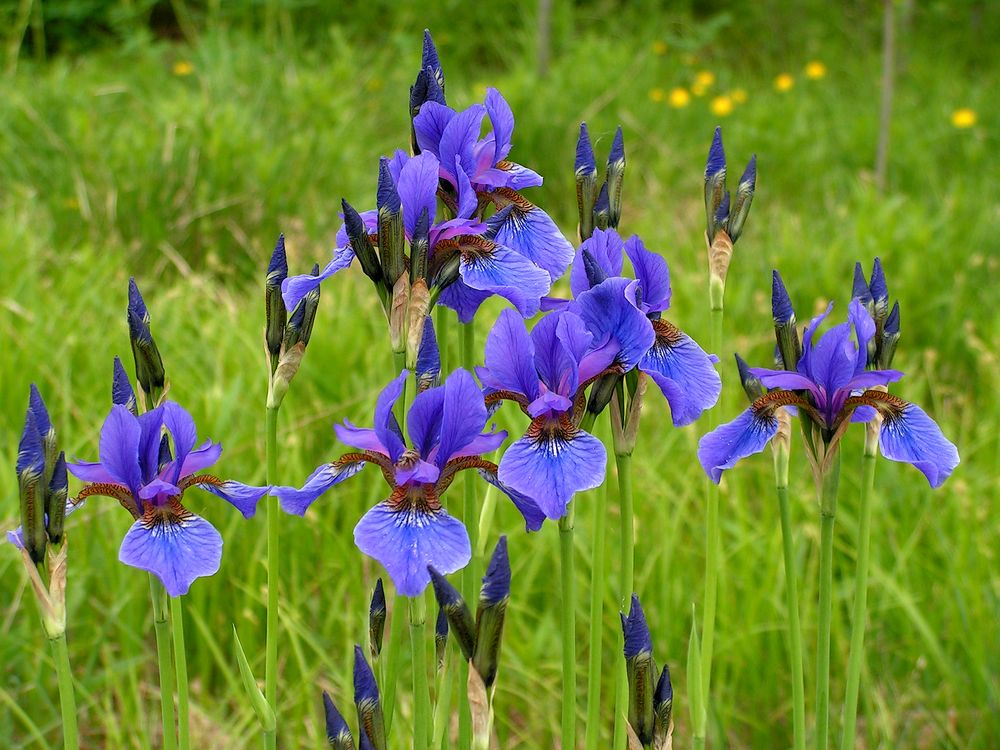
[140,497,194,530]
[337,452,392,486]
[386,484,442,513]
[651,318,683,347]
[179,473,224,492]
[487,186,534,211]
[751,390,807,416]
[844,390,908,419]
[437,456,496,495]
[75,482,140,518]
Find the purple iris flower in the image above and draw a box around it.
[479,298,651,522]
[698,299,959,487]
[271,368,535,596]
[547,228,722,426]
[68,401,270,596]
[412,87,574,321]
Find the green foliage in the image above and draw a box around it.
[1,6,998,748]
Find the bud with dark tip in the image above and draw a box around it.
[410,207,430,284]
[622,593,656,745]
[586,372,622,421]
[409,68,445,155]
[727,154,756,243]
[265,235,289,371]
[285,263,321,350]
[366,578,386,660]
[435,607,449,670]
[593,181,611,232]
[704,126,727,240]
[343,199,384,293]
[473,536,510,689]
[575,122,599,241]
[652,664,674,749]
[127,278,166,402]
[606,126,626,229]
[353,645,386,750]
[712,190,731,241]
[428,566,476,661]
[734,353,766,402]
[112,356,138,415]
[878,301,900,370]
[416,315,441,392]
[157,433,173,475]
[17,404,46,564]
[771,270,801,371]
[45,452,68,547]
[421,29,444,91]
[869,257,889,326]
[323,691,355,749]
[851,262,874,314]
[28,385,57,485]
[376,158,405,287]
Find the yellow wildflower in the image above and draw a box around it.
[668,87,691,108]
[652,40,668,56]
[172,61,194,76]
[805,61,827,79]
[649,88,665,103]
[730,88,747,103]
[711,96,734,117]
[774,73,794,92]
[951,108,977,128]
[694,70,715,88]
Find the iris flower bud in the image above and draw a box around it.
[421,29,444,91]
[575,122,599,241]
[415,315,441,392]
[343,199,385,294]
[771,270,801,371]
[586,372,621,421]
[712,190,731,241]
[353,645,386,750]
[878,301,900,370]
[734,353,766,402]
[851,262,874,314]
[368,578,386,659]
[435,607,449,670]
[376,158,405,287]
[286,263,321,350]
[704,126,727,240]
[265,235,288,370]
[127,278,166,402]
[622,593,656,745]
[593,181,611,232]
[410,207,430,284]
[727,154,756,243]
[428,566,476,661]
[473,536,510,689]
[17,403,46,564]
[45,452,68,547]
[606,126,626,229]
[869,257,889,326]
[112,356,138,415]
[323,691,355,750]
[652,664,674,749]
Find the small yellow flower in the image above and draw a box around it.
[652,40,668,56]
[172,61,194,76]
[805,61,827,79]
[730,88,747,103]
[649,87,665,103]
[774,73,794,92]
[668,87,691,108]
[711,95,734,117]
[695,70,715,88]
[951,108,977,128]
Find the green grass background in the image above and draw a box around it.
[1,2,997,748]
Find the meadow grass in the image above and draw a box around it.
[1,7,998,748]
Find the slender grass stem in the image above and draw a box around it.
[839,434,878,750]
[411,593,431,750]
[169,596,190,750]
[264,403,279,750]
[584,477,610,750]
[49,632,79,750]
[149,577,177,750]
[816,450,842,750]
[383,594,407,732]
[458,321,477,750]
[612,450,634,750]
[774,447,806,750]
[432,651,453,749]
[559,506,577,750]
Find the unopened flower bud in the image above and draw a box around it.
[869,257,889,326]
[575,122,599,241]
[435,607,449,670]
[343,199,384,292]
[473,536,510,688]
[45,452,68,546]
[17,403,46,564]
[416,316,441,392]
[421,29,444,92]
[771,270,801,370]
[593,181,611,231]
[377,159,405,286]
[353,645,386,750]
[652,664,674,749]
[428,566,476,661]
[28,385,57,483]
[265,235,288,370]
[734,353,766,402]
[727,154,756,243]
[586,372,622,420]
[851,262,874,314]
[878,301,900,370]
[323,691,355,749]
[622,593,656,745]
[127,278,166,402]
[606,126,626,229]
[112,356,138,415]
[368,578,386,659]
[704,126,727,240]
[410,207,430,284]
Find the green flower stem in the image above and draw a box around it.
[169,596,190,750]
[584,476,611,750]
[559,504,577,750]
[264,403,280,750]
[149,576,177,750]
[839,431,878,750]
[383,594,407,732]
[697,302,725,746]
[458,321,477,750]
[410,593,431,750]
[432,651,453,749]
[49,632,79,750]
[774,445,806,750]
[612,450,634,750]
[816,449,842,750]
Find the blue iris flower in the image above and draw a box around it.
[68,399,270,596]
[271,368,535,597]
[698,297,958,487]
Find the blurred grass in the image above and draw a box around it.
[1,3,998,749]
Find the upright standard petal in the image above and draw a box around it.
[498,419,606,519]
[413,101,456,157]
[574,277,655,372]
[640,322,721,426]
[623,235,672,314]
[439,104,486,182]
[396,151,440,237]
[877,401,959,488]
[481,308,540,400]
[484,87,515,165]
[273,461,367,517]
[162,401,199,481]
[354,500,471,597]
[99,404,143,495]
[570,228,625,298]
[697,406,779,483]
[435,369,489,467]
[374,371,408,463]
[118,507,223,597]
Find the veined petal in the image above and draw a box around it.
[878,402,959,488]
[374,372,408,463]
[482,309,540,400]
[570,228,624,298]
[697,407,779,483]
[436,369,489,467]
[136,405,166,484]
[458,242,551,319]
[397,151,440,237]
[797,301,834,377]
[450,429,507,459]
[623,234,672,314]
[439,104,486,182]
[407,387,446,458]
[139,478,181,502]
[498,419,606,520]
[334,421,388,455]
[273,461,366,517]
[477,162,544,190]
[178,440,222,478]
[119,505,222,597]
[574,277,655,372]
[530,312,591,399]
[640,322,721,426]
[438,279,492,324]
[490,199,574,281]
[484,88,514,165]
[354,500,471,597]
[335,209,378,248]
[194,480,270,519]
[429,217,486,247]
[67,459,117,484]
[99,405,143,495]
[162,401,198,482]
[477,467,545,532]
[413,101,456,157]
[749,367,822,401]
[805,320,856,395]
[282,247,355,312]
[848,298,876,374]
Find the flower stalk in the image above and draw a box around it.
[149,576,177,750]
[459,321,477,750]
[815,448,842,750]
[264,402,280,750]
[410,593,431,750]
[559,506,577,750]
[170,596,191,750]
[49,630,79,750]
[584,473,611,750]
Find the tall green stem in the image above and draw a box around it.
[264,404,279,750]
[559,506,577,750]
[816,450,842,750]
[150,577,177,750]
[774,446,805,750]
[432,651,454,749]
[697,303,725,746]
[383,595,407,732]
[584,477,611,750]
[410,594,430,750]
[839,434,877,750]
[612,451,634,750]
[170,596,190,750]
[49,633,79,750]
[458,321,477,750]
